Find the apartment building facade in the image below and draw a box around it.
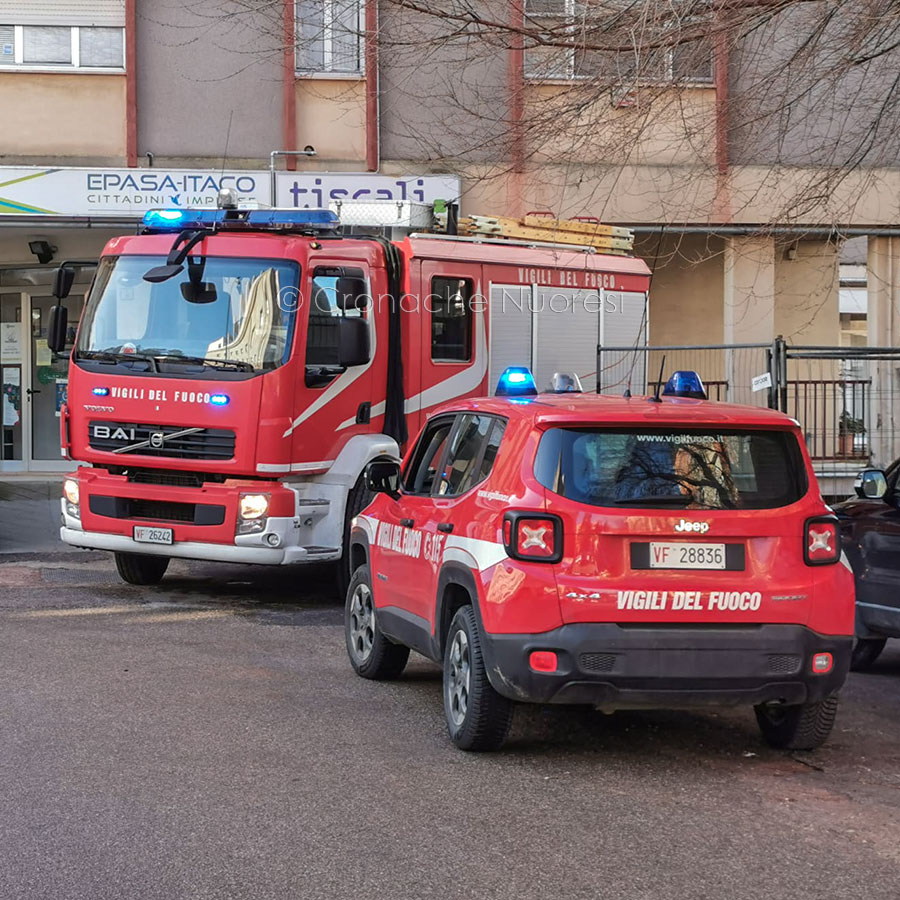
[0,0,898,473]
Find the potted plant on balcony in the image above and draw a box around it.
[839,410,865,457]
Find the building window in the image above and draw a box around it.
[0,24,124,69]
[296,0,362,75]
[523,0,713,84]
[431,277,473,362]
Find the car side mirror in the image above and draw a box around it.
[335,275,369,311]
[365,460,401,499]
[47,305,69,353]
[338,317,370,367]
[855,468,888,500]
[53,265,75,300]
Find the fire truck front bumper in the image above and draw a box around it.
[58,470,343,566]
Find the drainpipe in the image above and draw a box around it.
[125,0,137,167]
[365,0,380,171]
[712,9,731,222]
[282,0,298,173]
[508,2,525,216]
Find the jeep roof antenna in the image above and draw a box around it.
[649,354,666,403]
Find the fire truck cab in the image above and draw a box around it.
[53,206,651,587]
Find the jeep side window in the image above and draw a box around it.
[437,415,506,497]
[403,417,455,495]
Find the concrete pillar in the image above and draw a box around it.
[723,235,775,403]
[866,236,900,466]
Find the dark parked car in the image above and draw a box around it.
[835,465,900,670]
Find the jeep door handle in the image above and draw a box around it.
[437,523,454,533]
[400,518,415,528]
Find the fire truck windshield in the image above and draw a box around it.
[76,254,300,374]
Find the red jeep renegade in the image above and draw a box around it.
[345,370,855,751]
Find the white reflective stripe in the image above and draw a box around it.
[290,461,334,472]
[336,308,487,431]
[355,513,378,543]
[283,311,378,438]
[443,534,507,572]
[840,551,853,572]
[257,463,290,473]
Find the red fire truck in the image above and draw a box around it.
[48,204,651,587]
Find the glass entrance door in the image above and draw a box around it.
[28,293,83,470]
[0,292,26,472]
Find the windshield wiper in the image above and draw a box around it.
[78,349,158,372]
[614,495,693,506]
[154,354,255,372]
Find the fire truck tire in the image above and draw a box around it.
[443,606,513,752]
[114,552,170,586]
[754,694,840,751]
[336,475,374,598]
[345,564,410,679]
[850,637,887,671]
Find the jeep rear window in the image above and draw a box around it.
[534,427,807,510]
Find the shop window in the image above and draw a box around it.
[296,0,362,75]
[431,276,473,362]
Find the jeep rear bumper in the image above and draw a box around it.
[481,624,851,709]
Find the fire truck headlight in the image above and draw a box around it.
[239,494,270,520]
[63,478,80,519]
[237,493,270,534]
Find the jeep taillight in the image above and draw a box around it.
[503,511,563,563]
[804,516,840,566]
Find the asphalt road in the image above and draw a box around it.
[1,554,899,900]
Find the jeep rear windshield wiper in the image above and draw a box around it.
[614,495,693,506]
[154,354,255,372]
[77,349,158,372]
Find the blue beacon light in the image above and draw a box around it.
[662,371,708,400]
[209,394,230,406]
[495,366,538,397]
[92,387,110,396]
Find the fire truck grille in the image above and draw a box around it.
[578,653,617,673]
[767,654,802,674]
[89,421,235,460]
[127,470,206,488]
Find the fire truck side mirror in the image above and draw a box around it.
[338,317,370,367]
[47,305,69,354]
[365,460,401,499]
[53,265,75,301]
[335,275,369,311]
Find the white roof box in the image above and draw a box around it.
[329,199,435,229]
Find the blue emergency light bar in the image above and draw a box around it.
[141,208,340,234]
[496,366,538,397]
[662,371,707,400]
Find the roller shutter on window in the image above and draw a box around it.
[0,24,14,64]
[0,1,125,26]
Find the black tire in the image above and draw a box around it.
[443,606,513,751]
[344,564,409,680]
[755,694,840,751]
[114,552,169,586]
[335,475,374,598]
[850,637,887,672]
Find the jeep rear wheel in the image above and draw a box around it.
[114,552,169,586]
[755,694,840,751]
[344,565,409,680]
[443,606,513,751]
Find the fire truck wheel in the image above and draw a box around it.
[754,694,840,751]
[850,637,887,672]
[443,606,513,752]
[114,552,170,586]
[336,475,374,598]
[345,564,410,680]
